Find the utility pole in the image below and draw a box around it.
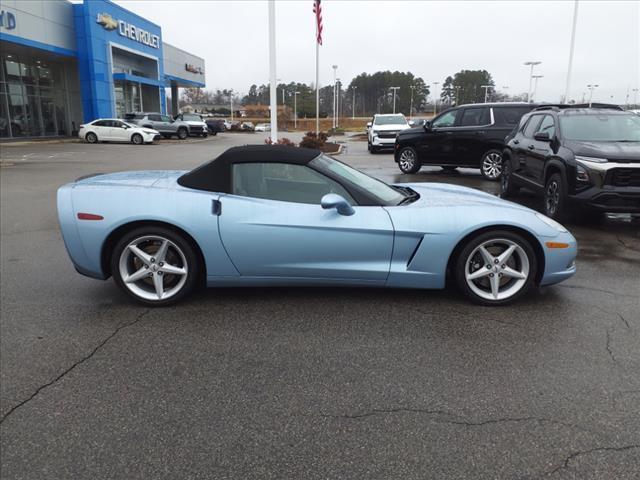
[229,89,234,122]
[587,84,599,106]
[332,65,338,129]
[481,85,492,103]
[389,86,400,114]
[409,85,415,117]
[563,0,579,104]
[352,86,357,119]
[293,91,300,129]
[432,81,440,115]
[336,79,341,127]
[532,75,543,103]
[524,61,541,103]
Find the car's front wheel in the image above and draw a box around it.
[480,150,503,181]
[131,133,143,145]
[397,147,421,173]
[111,226,199,306]
[455,230,537,306]
[544,173,568,222]
[500,159,520,198]
[177,128,188,140]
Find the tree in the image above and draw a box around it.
[346,71,429,116]
[440,76,455,105]
[446,70,495,105]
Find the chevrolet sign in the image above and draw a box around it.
[185,64,204,75]
[97,12,160,49]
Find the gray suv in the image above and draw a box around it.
[125,112,190,140]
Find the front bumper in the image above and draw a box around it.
[540,230,578,286]
[573,161,640,213]
[371,136,396,147]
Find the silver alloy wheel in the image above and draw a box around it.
[399,148,416,171]
[132,134,143,145]
[546,180,560,216]
[118,235,188,301]
[464,238,530,301]
[482,152,503,179]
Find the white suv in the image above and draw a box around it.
[367,114,410,153]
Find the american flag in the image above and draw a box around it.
[313,0,323,45]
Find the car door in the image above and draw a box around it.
[91,120,111,140]
[111,120,130,142]
[516,114,544,182]
[417,108,459,164]
[218,162,394,281]
[450,106,492,165]
[526,114,556,183]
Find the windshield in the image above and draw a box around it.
[374,115,407,126]
[309,154,405,205]
[182,114,202,121]
[559,113,640,142]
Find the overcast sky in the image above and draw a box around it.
[114,0,639,104]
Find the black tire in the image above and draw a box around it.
[202,132,208,138]
[480,149,504,181]
[110,226,199,307]
[367,141,372,152]
[177,128,188,140]
[131,133,144,145]
[210,131,217,136]
[397,146,421,173]
[85,132,98,144]
[500,159,520,198]
[544,173,568,222]
[455,230,538,306]
[441,166,458,172]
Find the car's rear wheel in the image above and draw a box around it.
[455,230,537,306]
[480,150,503,181]
[177,127,188,140]
[111,227,198,306]
[500,160,520,198]
[397,147,421,173]
[131,133,143,145]
[544,173,568,222]
[85,132,98,144]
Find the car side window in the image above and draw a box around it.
[148,114,162,122]
[536,115,556,138]
[459,108,490,127]
[432,110,458,128]
[93,120,108,127]
[160,115,172,122]
[522,115,543,138]
[494,107,531,125]
[113,121,126,128]
[232,163,355,205]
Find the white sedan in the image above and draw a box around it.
[79,119,160,145]
[255,123,271,132]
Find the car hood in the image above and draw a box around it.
[565,140,640,162]
[72,170,186,188]
[397,182,532,211]
[372,124,410,131]
[184,121,207,127]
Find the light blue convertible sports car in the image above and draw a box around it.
[57,145,577,306]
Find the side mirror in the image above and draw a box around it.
[366,122,372,128]
[423,120,432,131]
[534,131,551,142]
[122,124,129,129]
[321,193,355,216]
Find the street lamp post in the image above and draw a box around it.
[524,61,542,103]
[432,81,440,115]
[587,84,599,106]
[229,90,234,122]
[454,85,460,105]
[352,86,357,119]
[293,91,300,129]
[332,65,338,129]
[409,85,415,117]
[481,85,492,103]
[389,86,400,114]
[336,79,341,127]
[532,75,543,102]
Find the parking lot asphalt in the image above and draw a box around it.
[1,133,639,479]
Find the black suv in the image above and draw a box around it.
[501,104,640,221]
[394,103,537,180]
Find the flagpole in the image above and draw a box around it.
[268,0,278,142]
[315,25,320,134]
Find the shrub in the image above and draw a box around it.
[299,131,328,149]
[264,137,296,146]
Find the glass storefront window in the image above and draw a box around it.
[0,52,69,138]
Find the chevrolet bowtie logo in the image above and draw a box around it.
[96,13,118,30]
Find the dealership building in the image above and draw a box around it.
[0,0,205,138]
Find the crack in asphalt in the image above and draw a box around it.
[558,284,637,298]
[540,444,640,477]
[605,328,619,366]
[0,309,150,425]
[319,408,579,430]
[616,235,639,253]
[617,313,632,330]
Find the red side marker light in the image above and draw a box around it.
[77,213,104,221]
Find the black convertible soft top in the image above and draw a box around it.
[177,145,322,193]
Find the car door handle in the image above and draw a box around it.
[212,199,222,216]
[528,145,535,150]
[513,140,520,145]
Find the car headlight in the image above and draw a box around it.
[372,131,378,137]
[142,129,156,134]
[535,213,568,232]
[575,155,607,163]
[576,164,590,183]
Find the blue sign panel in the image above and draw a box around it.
[74,0,166,121]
